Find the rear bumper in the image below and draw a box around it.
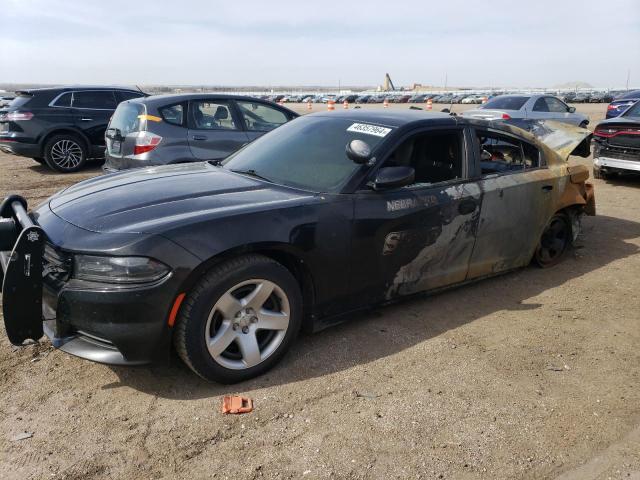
[594,156,640,174]
[103,153,157,172]
[0,139,40,158]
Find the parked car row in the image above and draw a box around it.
[0,87,297,173]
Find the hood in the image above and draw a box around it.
[504,119,593,159]
[48,162,314,234]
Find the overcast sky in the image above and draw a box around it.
[1,0,639,88]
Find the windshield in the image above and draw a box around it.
[481,96,529,110]
[622,101,640,119]
[222,116,391,192]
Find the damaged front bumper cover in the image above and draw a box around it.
[0,195,147,365]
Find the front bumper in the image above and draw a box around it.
[1,196,185,365]
[594,156,640,174]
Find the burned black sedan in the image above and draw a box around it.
[1,111,595,383]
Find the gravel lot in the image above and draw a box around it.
[1,103,639,480]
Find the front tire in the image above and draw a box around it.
[174,254,302,383]
[44,134,87,173]
[534,213,572,268]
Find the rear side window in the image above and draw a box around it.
[116,91,145,102]
[190,101,236,130]
[477,130,541,175]
[482,96,528,110]
[9,96,32,109]
[72,91,117,109]
[52,92,72,107]
[533,98,549,112]
[236,101,289,131]
[623,101,640,118]
[159,104,184,126]
[109,103,144,136]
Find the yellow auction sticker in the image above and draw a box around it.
[137,114,162,122]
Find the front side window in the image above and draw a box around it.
[383,131,464,185]
[545,97,569,113]
[223,116,390,192]
[190,101,236,130]
[477,131,541,174]
[72,90,117,109]
[236,101,289,131]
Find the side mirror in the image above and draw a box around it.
[373,166,415,190]
[568,106,576,113]
[346,139,372,164]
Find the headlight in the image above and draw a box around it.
[73,255,170,284]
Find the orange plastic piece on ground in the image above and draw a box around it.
[221,395,254,414]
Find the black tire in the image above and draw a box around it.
[43,134,87,173]
[534,213,572,268]
[174,254,303,383]
[579,121,589,128]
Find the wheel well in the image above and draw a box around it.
[178,246,316,331]
[40,129,89,155]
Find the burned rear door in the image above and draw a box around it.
[466,127,558,278]
[348,127,482,306]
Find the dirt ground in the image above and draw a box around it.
[1,103,639,480]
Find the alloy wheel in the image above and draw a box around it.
[205,279,290,370]
[50,139,83,169]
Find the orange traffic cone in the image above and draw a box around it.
[328,100,335,111]
[383,98,389,108]
[343,100,349,109]
[481,96,488,104]
[426,98,433,111]
[307,100,312,111]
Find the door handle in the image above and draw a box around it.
[80,118,92,121]
[458,199,477,215]
[192,135,207,141]
[542,185,553,192]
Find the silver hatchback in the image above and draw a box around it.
[104,94,298,172]
[462,94,589,127]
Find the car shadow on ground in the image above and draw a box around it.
[26,162,104,175]
[104,213,640,398]
[601,174,640,187]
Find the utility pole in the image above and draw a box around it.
[626,69,630,91]
[444,72,448,91]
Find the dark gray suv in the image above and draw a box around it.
[103,94,298,172]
